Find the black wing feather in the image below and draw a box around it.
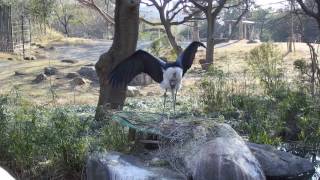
[177,41,206,75]
[109,50,165,87]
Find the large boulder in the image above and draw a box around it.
[186,138,265,180]
[247,143,315,180]
[0,167,15,180]
[86,151,183,180]
[78,66,98,83]
[181,124,266,180]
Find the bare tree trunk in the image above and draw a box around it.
[192,20,200,41]
[205,14,215,68]
[63,22,69,37]
[163,22,182,55]
[95,0,140,119]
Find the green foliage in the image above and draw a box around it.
[0,93,130,179]
[232,89,320,146]
[29,0,55,23]
[247,43,284,95]
[200,54,320,146]
[294,59,308,73]
[231,94,283,145]
[200,66,233,112]
[101,123,130,152]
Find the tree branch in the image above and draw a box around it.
[168,5,186,22]
[190,0,206,11]
[227,0,250,40]
[139,17,162,26]
[77,0,114,24]
[212,0,227,17]
[166,1,181,18]
[296,0,319,20]
[171,9,201,25]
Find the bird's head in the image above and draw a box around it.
[191,41,206,48]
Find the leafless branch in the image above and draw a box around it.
[189,0,206,11]
[77,0,114,24]
[296,0,319,20]
[139,17,162,26]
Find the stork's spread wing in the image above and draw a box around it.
[177,41,206,75]
[109,50,165,87]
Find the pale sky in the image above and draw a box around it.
[255,0,288,9]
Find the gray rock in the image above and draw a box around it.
[66,72,79,79]
[14,71,27,76]
[247,39,261,44]
[78,66,98,83]
[0,167,15,180]
[71,77,86,86]
[129,73,153,86]
[86,151,184,180]
[7,57,13,61]
[33,73,47,83]
[183,124,266,180]
[37,44,45,49]
[127,86,141,97]
[61,59,78,64]
[24,56,36,60]
[47,46,55,50]
[44,67,58,76]
[85,63,95,66]
[147,92,155,96]
[247,143,315,180]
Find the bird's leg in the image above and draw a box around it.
[162,89,167,116]
[173,89,177,115]
[172,88,178,124]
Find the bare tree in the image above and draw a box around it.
[190,0,250,67]
[296,0,320,29]
[141,0,199,55]
[53,0,76,36]
[294,0,320,95]
[190,0,227,67]
[79,0,140,119]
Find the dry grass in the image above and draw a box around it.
[0,59,99,105]
[33,27,95,47]
[0,52,20,61]
[196,40,312,80]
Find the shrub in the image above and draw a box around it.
[231,94,283,145]
[246,43,284,94]
[200,67,233,112]
[0,94,130,179]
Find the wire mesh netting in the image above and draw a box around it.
[111,111,218,139]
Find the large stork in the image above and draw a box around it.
[109,41,205,114]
